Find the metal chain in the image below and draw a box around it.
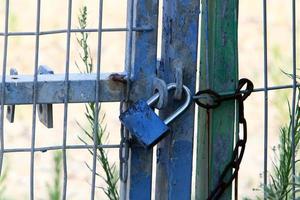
[119,101,129,182]
[194,78,254,200]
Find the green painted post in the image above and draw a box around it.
[196,0,239,199]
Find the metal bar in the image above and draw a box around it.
[195,83,300,97]
[263,0,269,193]
[125,0,159,199]
[155,0,199,199]
[0,0,9,176]
[197,1,210,197]
[30,0,41,199]
[0,73,125,104]
[0,27,153,36]
[196,0,238,199]
[125,0,133,100]
[204,0,210,89]
[90,0,103,199]
[3,144,121,153]
[61,0,72,198]
[3,71,300,105]
[120,0,134,197]
[218,84,300,95]
[291,0,297,198]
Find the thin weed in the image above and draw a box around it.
[76,6,119,200]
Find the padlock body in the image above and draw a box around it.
[119,100,169,148]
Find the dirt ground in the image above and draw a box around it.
[0,0,299,199]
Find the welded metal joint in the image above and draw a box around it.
[6,68,18,123]
[37,65,54,128]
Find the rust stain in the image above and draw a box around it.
[109,73,127,84]
[107,73,127,94]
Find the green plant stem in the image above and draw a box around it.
[47,151,62,200]
[76,6,119,200]
[0,165,9,200]
[258,88,300,199]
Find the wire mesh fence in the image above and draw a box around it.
[0,0,131,199]
[0,0,299,199]
[234,0,299,199]
[197,0,299,199]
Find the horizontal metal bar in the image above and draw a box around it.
[3,71,297,105]
[251,83,300,93]
[193,83,300,99]
[0,72,126,104]
[3,144,121,153]
[4,72,297,105]
[0,26,153,37]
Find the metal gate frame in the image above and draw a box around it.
[196,1,238,199]
[124,0,199,199]
[0,0,200,199]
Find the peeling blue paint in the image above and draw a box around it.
[119,100,169,148]
[127,0,159,199]
[155,0,200,199]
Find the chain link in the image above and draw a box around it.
[119,102,129,182]
[194,78,254,200]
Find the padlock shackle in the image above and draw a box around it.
[147,83,191,125]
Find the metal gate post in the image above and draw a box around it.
[155,0,199,199]
[125,0,159,199]
[196,0,239,199]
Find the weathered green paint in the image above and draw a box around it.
[196,0,238,199]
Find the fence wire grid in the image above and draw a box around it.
[0,0,299,200]
[0,0,135,199]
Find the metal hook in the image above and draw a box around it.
[37,65,54,128]
[152,77,168,109]
[6,68,18,123]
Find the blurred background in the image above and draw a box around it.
[0,0,299,199]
